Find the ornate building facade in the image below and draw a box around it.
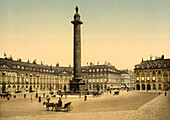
[0,58,72,94]
[0,57,122,93]
[121,70,134,90]
[134,55,170,91]
[82,65,121,92]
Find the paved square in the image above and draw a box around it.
[0,91,169,120]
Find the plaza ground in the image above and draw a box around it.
[0,91,169,120]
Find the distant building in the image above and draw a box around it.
[134,55,170,91]
[0,58,72,93]
[0,57,122,93]
[82,64,122,92]
[121,70,134,90]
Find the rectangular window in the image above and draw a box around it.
[142,77,144,80]
[17,77,20,84]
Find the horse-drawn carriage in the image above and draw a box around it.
[43,101,73,112]
[0,92,11,98]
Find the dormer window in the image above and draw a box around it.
[158,63,161,68]
[147,64,150,68]
[164,63,167,67]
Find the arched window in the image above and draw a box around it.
[163,63,167,67]
[142,65,145,69]
[152,64,156,68]
[158,84,162,90]
[142,84,145,90]
[158,71,161,75]
[147,64,150,68]
[13,65,16,68]
[158,63,161,68]
[147,84,151,90]
[153,84,156,90]
[136,84,140,90]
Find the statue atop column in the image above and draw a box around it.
[75,6,78,13]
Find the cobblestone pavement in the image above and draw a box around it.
[0,91,169,120]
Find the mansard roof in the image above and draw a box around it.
[0,58,121,74]
[134,58,170,70]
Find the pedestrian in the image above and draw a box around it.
[43,93,45,97]
[7,95,10,100]
[159,92,160,95]
[24,94,26,99]
[38,96,41,102]
[84,95,87,101]
[58,97,62,108]
[165,91,167,96]
[46,95,50,103]
[30,95,33,102]
[110,90,111,94]
[36,92,38,98]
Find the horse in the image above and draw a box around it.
[43,101,56,111]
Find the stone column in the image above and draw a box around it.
[70,7,86,93]
[71,6,83,80]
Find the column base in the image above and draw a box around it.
[70,79,87,94]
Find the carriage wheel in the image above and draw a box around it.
[55,106,60,111]
[66,105,73,112]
